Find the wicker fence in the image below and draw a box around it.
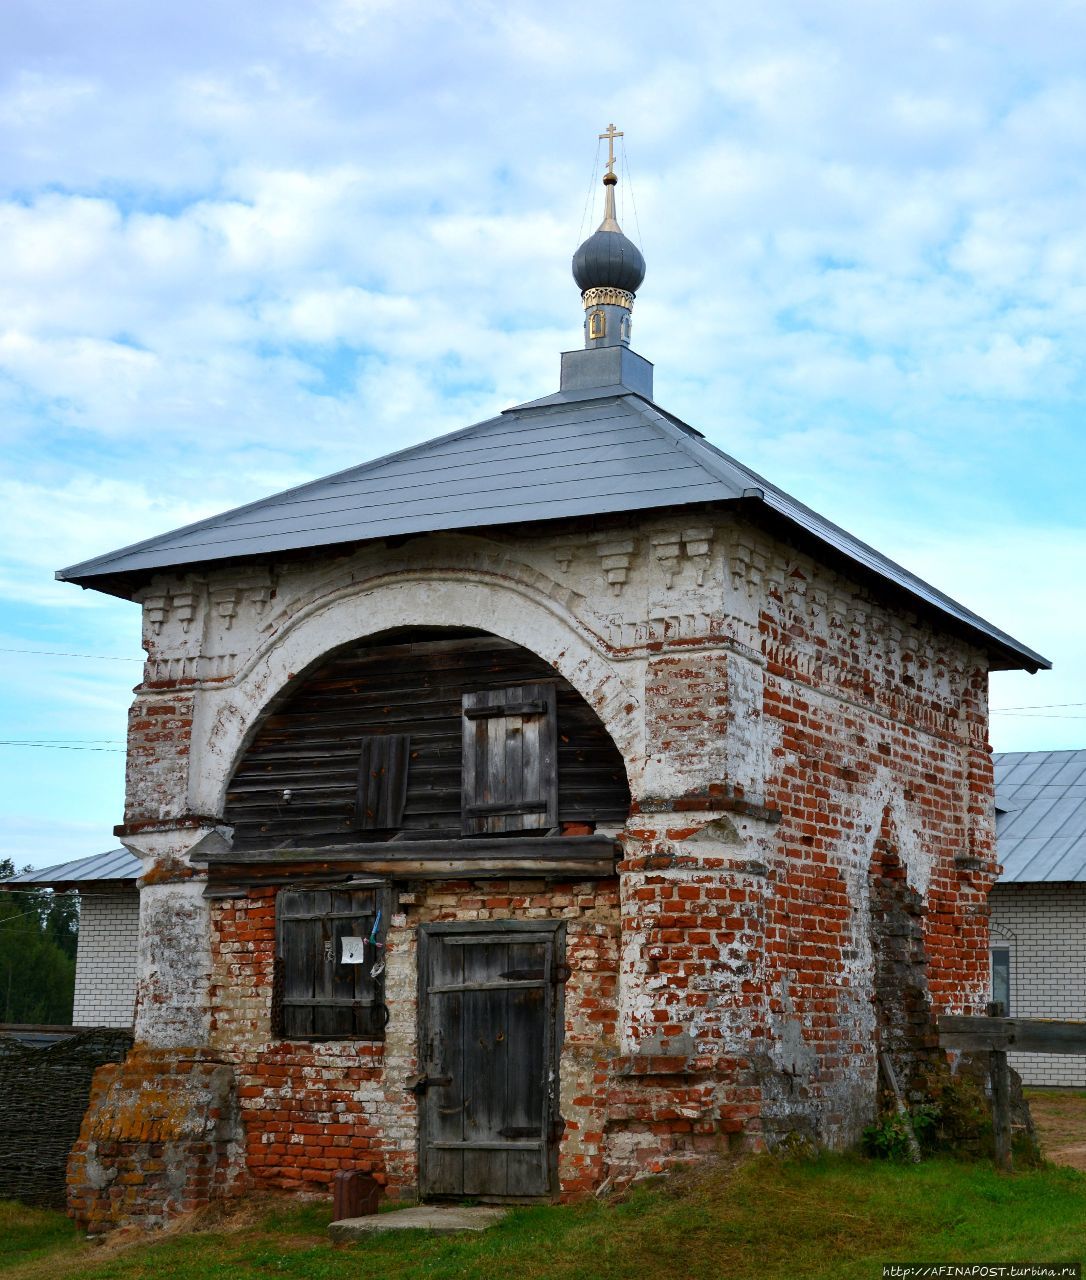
[0,1027,133,1208]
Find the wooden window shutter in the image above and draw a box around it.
[356,734,411,831]
[461,684,558,835]
[276,887,386,1040]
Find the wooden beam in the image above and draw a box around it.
[205,857,614,888]
[938,1014,1086,1055]
[196,834,617,865]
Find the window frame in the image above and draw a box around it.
[990,946,1011,1017]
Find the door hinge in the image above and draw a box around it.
[499,963,572,983]
[405,1073,453,1094]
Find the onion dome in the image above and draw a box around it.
[572,171,646,296]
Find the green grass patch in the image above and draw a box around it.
[2,1155,1086,1280]
[0,1200,81,1273]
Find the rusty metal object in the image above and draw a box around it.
[333,1169,380,1219]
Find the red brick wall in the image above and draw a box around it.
[124,694,195,827]
[206,879,626,1201]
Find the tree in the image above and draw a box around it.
[0,857,79,1024]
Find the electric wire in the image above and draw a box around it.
[0,906,53,927]
[620,137,644,253]
[0,648,140,661]
[577,139,602,243]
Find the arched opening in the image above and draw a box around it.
[223,626,631,850]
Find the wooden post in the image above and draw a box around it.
[878,1050,921,1164]
[989,1048,1012,1172]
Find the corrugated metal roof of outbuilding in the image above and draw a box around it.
[0,847,140,889]
[995,749,1086,882]
[57,384,1049,673]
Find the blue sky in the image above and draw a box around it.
[1,0,1084,869]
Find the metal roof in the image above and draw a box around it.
[57,380,1049,672]
[1,847,140,890]
[995,750,1086,883]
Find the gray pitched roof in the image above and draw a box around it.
[995,750,1086,882]
[57,380,1048,672]
[1,847,140,890]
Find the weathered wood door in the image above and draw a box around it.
[418,921,564,1200]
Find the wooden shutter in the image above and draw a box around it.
[356,734,411,831]
[276,887,385,1040]
[461,684,557,835]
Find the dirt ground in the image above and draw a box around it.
[1024,1089,1086,1170]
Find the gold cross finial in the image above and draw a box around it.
[599,122,623,177]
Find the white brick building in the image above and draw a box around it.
[72,891,140,1027]
[1,848,140,1030]
[989,750,1086,1087]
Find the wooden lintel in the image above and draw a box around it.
[938,1014,1086,1055]
[206,857,614,887]
[197,835,617,865]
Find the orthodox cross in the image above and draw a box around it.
[599,122,623,177]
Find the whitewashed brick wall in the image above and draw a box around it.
[989,882,1086,1087]
[73,892,139,1028]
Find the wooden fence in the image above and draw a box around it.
[939,1013,1086,1171]
[0,1027,132,1208]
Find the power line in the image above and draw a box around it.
[0,741,125,752]
[0,906,49,927]
[0,647,141,662]
[993,701,1086,711]
[991,712,1086,721]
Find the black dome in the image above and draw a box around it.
[572,229,646,295]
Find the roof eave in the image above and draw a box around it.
[733,492,1051,674]
[0,879,137,892]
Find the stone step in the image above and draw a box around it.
[329,1205,508,1239]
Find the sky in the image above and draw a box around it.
[1,0,1084,869]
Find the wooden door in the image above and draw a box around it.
[418,921,564,1200]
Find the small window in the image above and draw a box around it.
[461,684,558,835]
[589,309,606,340]
[991,947,1010,1016]
[276,886,387,1040]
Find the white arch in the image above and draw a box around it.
[188,572,644,818]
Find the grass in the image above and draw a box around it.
[2,1155,1086,1280]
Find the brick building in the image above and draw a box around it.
[989,749,1086,1087]
[56,155,1047,1232]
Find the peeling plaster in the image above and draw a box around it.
[134,881,211,1048]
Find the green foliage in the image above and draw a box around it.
[0,857,79,1025]
[862,1102,941,1160]
[925,1070,993,1151]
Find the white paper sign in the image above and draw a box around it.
[341,936,366,965]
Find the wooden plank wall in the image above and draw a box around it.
[225,629,631,848]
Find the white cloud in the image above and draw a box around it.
[0,0,1083,855]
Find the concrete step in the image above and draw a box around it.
[329,1205,508,1240]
